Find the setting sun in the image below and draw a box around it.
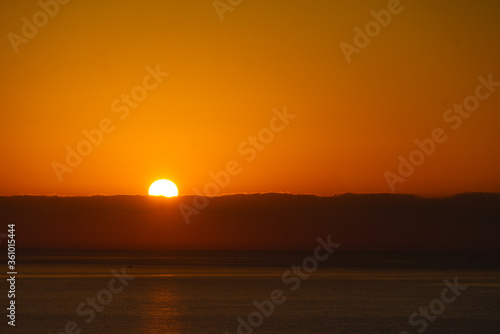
[148,179,178,197]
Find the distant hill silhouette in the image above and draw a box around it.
[0,193,499,251]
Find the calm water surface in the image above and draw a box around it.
[3,251,500,333]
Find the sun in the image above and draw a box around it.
[148,179,178,197]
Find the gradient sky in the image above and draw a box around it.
[1,0,499,196]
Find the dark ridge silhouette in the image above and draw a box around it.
[0,193,499,251]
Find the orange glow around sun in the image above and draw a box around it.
[0,1,499,196]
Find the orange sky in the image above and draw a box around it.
[1,0,499,196]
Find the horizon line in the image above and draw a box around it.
[0,191,498,199]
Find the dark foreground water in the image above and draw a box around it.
[1,251,499,333]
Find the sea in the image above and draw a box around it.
[2,250,500,333]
